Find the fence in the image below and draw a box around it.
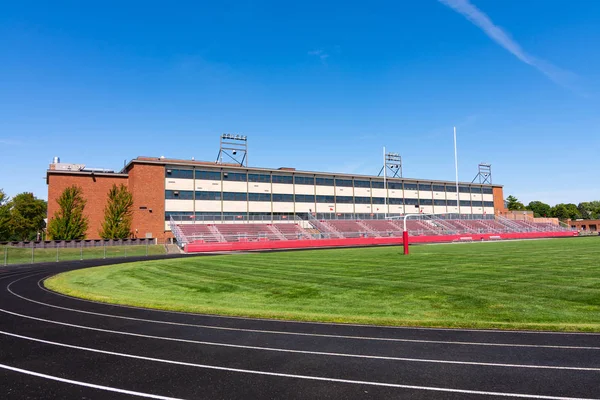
[1,240,164,266]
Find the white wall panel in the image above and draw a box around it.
[271,183,294,193]
[165,199,194,211]
[316,186,335,195]
[194,200,221,212]
[354,188,371,197]
[195,180,221,191]
[294,185,315,195]
[459,193,471,201]
[335,204,354,213]
[165,178,194,190]
[418,191,433,200]
[222,181,248,192]
[248,182,271,193]
[248,202,271,212]
[355,204,372,213]
[294,203,315,213]
[222,201,248,213]
[272,202,294,213]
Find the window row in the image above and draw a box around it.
[166,191,493,207]
[166,169,493,194]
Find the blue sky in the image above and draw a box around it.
[1,0,598,205]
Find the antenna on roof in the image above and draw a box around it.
[216,133,248,167]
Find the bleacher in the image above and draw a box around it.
[177,224,220,242]
[214,223,280,242]
[273,223,312,240]
[177,217,572,247]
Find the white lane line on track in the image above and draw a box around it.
[38,275,600,336]
[0,331,597,400]
[2,310,598,372]
[7,276,600,351]
[0,363,183,400]
[0,333,598,400]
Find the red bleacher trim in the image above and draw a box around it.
[185,231,577,253]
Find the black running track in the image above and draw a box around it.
[1,256,599,400]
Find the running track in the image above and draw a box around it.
[1,256,599,399]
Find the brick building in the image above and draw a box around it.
[47,156,506,243]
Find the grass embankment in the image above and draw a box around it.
[1,244,166,265]
[45,237,600,331]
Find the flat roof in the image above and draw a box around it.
[124,157,502,187]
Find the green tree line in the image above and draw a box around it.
[505,195,600,220]
[1,184,134,242]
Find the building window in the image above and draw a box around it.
[418,184,432,191]
[295,194,315,203]
[195,191,222,200]
[483,201,494,207]
[459,200,471,207]
[446,185,457,193]
[335,196,353,204]
[354,196,371,204]
[389,198,403,205]
[459,186,471,193]
[222,192,248,201]
[316,195,334,203]
[388,181,403,190]
[371,181,385,189]
[405,198,418,205]
[223,172,247,182]
[335,179,353,187]
[248,193,271,202]
[165,169,193,179]
[272,193,294,202]
[195,170,221,180]
[272,175,293,184]
[166,190,193,200]
[294,175,315,185]
[434,199,447,206]
[482,187,493,195]
[248,174,271,183]
[315,177,334,186]
[420,199,433,206]
[432,185,446,192]
[404,183,418,191]
[354,180,370,188]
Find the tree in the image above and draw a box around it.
[99,184,134,239]
[551,204,570,220]
[578,201,600,220]
[0,189,10,241]
[5,192,47,241]
[526,201,552,218]
[506,195,526,211]
[47,186,88,240]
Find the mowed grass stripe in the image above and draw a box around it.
[45,237,600,331]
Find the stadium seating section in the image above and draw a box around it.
[177,217,573,248]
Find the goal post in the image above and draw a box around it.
[386,213,437,255]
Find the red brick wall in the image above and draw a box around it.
[127,163,168,242]
[492,187,506,215]
[47,174,128,239]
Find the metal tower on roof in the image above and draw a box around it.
[216,133,248,167]
[471,163,492,184]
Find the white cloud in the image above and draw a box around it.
[308,49,330,63]
[439,0,578,90]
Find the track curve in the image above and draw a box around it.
[1,257,599,399]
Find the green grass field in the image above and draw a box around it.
[45,237,600,331]
[1,244,166,265]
